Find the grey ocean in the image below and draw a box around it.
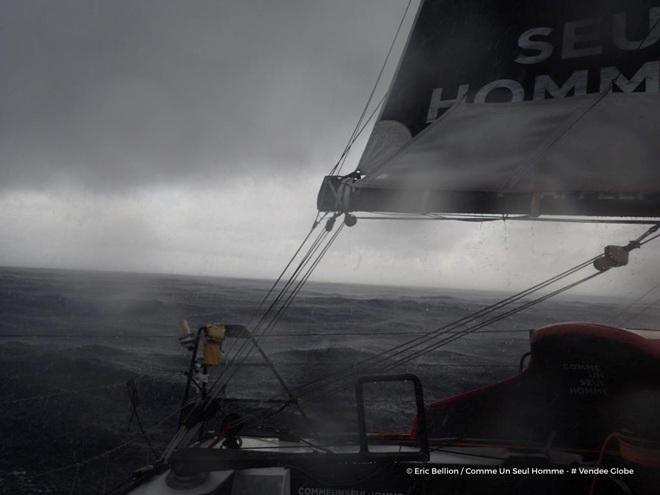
[0,267,656,494]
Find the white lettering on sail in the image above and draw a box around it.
[562,18,603,59]
[426,84,469,122]
[474,80,524,104]
[515,27,554,64]
[533,70,588,100]
[424,6,660,121]
[600,61,660,93]
[613,7,660,50]
[427,60,660,121]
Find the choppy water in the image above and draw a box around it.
[0,266,657,494]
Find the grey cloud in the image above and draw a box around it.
[0,0,410,191]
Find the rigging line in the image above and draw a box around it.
[254,223,345,343]
[622,294,660,326]
[217,213,325,363]
[314,271,603,397]
[237,254,597,421]
[31,406,181,479]
[377,224,660,373]
[214,183,659,429]
[213,227,347,430]
[340,260,604,392]
[298,224,660,398]
[234,328,537,337]
[385,272,604,372]
[248,227,329,337]
[0,328,534,338]
[297,222,660,395]
[384,270,601,362]
[208,227,331,394]
[334,88,388,176]
[215,214,326,376]
[342,90,388,165]
[289,256,598,397]
[211,225,329,382]
[219,224,345,395]
[193,234,656,437]
[635,229,660,246]
[206,226,336,409]
[640,232,660,247]
[311,271,604,400]
[127,381,159,459]
[329,0,413,176]
[251,213,326,318]
[252,228,331,338]
[249,224,347,357]
[329,86,390,180]
[614,279,660,325]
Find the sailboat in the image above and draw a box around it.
[113,0,660,493]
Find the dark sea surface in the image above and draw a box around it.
[0,266,658,494]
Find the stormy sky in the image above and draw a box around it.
[1,0,659,295]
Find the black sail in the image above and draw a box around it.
[317,0,660,217]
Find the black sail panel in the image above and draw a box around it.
[318,0,660,217]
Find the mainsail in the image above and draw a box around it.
[317,0,660,217]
